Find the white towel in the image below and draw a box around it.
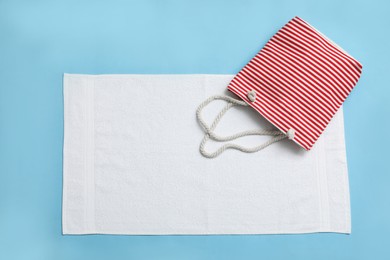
[62,74,351,235]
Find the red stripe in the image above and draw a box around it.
[229,82,289,131]
[286,21,361,82]
[259,47,346,104]
[242,61,334,127]
[273,33,354,94]
[235,72,324,134]
[250,48,336,114]
[243,61,330,130]
[265,39,350,102]
[229,82,316,146]
[259,46,341,116]
[253,52,342,111]
[239,66,327,129]
[293,17,363,71]
[229,83,312,150]
[281,24,359,85]
[233,75,319,143]
[291,18,362,83]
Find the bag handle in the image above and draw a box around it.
[196,95,295,158]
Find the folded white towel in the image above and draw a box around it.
[62,74,351,235]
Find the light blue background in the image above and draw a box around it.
[0,0,389,259]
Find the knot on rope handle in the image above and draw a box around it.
[286,129,295,140]
[247,89,256,102]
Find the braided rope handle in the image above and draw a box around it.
[196,95,294,158]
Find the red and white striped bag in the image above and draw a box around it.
[197,17,362,158]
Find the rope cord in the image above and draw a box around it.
[196,95,293,158]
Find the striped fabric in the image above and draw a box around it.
[227,16,362,150]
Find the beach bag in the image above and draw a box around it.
[197,16,362,158]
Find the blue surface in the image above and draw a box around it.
[0,0,389,259]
